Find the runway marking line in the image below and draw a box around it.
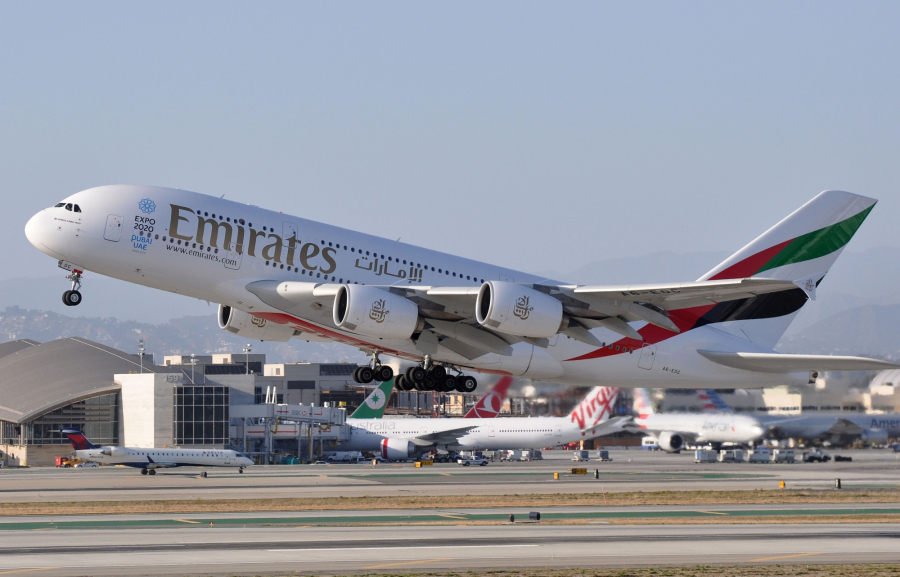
[363,558,449,569]
[750,552,822,562]
[0,569,58,575]
[437,514,467,519]
[173,519,201,524]
[268,544,537,552]
[697,510,729,515]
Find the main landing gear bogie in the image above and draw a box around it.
[141,468,156,476]
[352,354,394,385]
[396,364,477,393]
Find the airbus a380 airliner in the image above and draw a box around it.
[25,186,896,391]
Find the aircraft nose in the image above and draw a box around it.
[24,211,44,249]
[751,426,765,439]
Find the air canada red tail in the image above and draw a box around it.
[61,428,98,450]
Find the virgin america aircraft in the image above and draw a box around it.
[25,186,895,392]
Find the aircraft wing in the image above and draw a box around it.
[408,425,479,447]
[145,457,179,469]
[580,416,633,438]
[697,350,899,373]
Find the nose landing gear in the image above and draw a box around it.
[62,270,83,307]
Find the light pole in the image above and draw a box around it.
[190,353,196,384]
[138,339,145,374]
[243,344,252,375]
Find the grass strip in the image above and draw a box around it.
[1,488,900,517]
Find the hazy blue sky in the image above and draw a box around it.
[2,2,898,281]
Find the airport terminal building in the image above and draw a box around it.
[0,338,481,467]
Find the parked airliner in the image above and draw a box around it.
[26,186,896,392]
[338,386,623,460]
[62,428,254,475]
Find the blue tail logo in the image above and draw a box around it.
[61,428,98,450]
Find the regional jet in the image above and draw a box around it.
[62,428,254,475]
[25,186,897,392]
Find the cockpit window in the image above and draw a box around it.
[54,202,65,208]
[65,203,73,211]
[73,204,82,213]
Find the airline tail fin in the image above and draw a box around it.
[633,388,655,418]
[697,389,733,413]
[569,386,620,431]
[349,379,394,419]
[465,376,512,418]
[696,190,876,348]
[61,428,99,450]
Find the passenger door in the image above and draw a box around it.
[638,345,657,370]
[223,241,242,270]
[104,215,124,242]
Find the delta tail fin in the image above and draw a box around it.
[696,190,877,348]
[464,376,512,418]
[349,379,394,419]
[61,428,99,450]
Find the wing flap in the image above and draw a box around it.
[697,350,899,373]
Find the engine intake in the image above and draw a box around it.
[657,432,684,453]
[476,281,565,338]
[333,285,421,340]
[218,305,295,342]
[381,438,416,460]
[860,428,888,444]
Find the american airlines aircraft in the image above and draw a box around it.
[25,186,896,392]
[631,389,764,452]
[338,386,623,460]
[62,428,254,475]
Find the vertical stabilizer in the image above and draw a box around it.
[61,428,99,450]
[569,386,620,431]
[465,376,512,418]
[350,379,394,419]
[697,389,733,413]
[633,389,655,419]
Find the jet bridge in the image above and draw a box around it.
[230,403,348,463]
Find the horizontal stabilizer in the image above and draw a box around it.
[697,350,899,373]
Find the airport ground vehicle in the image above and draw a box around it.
[717,449,744,462]
[801,450,831,463]
[772,449,795,463]
[312,461,330,465]
[748,447,771,463]
[572,450,589,461]
[73,461,100,468]
[458,457,488,466]
[694,450,717,463]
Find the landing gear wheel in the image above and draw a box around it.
[428,365,447,380]
[352,366,362,383]
[141,468,148,475]
[63,289,82,306]
[239,468,244,474]
[357,366,375,384]
[455,375,477,393]
[376,365,394,382]
[397,375,413,391]
[438,376,457,392]
[149,469,156,475]
[407,366,426,384]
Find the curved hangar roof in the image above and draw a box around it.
[0,337,156,424]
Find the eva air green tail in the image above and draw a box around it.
[349,379,394,419]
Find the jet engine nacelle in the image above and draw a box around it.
[218,305,295,342]
[99,446,125,457]
[657,432,684,453]
[860,428,889,444]
[476,281,564,338]
[333,285,422,340]
[380,438,416,461]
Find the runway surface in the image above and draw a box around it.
[1,521,899,575]
[2,448,898,502]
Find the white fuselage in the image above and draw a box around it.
[339,416,585,453]
[637,412,765,444]
[75,446,254,469]
[25,185,808,389]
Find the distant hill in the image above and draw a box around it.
[0,306,366,364]
[776,303,900,360]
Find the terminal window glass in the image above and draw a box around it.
[174,386,229,446]
[319,364,356,376]
[287,381,315,390]
[22,393,119,445]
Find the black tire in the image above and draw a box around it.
[239,468,244,474]
[357,366,375,384]
[429,365,447,380]
[395,375,408,391]
[409,366,426,384]
[65,290,82,306]
[463,461,470,466]
[149,469,156,475]
[352,366,362,383]
[456,375,477,393]
[440,376,457,392]
[480,462,487,466]
[141,469,148,475]
[377,365,394,382]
